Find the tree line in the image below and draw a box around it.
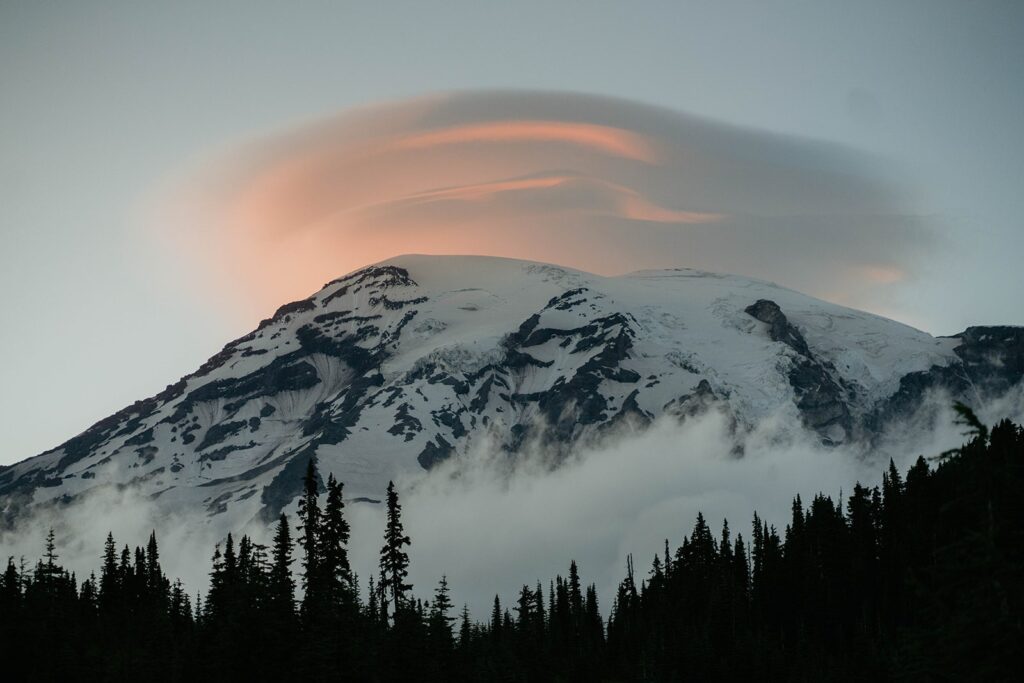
[1,410,1021,681]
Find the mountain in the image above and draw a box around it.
[1,255,1021,529]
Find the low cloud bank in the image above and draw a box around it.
[350,392,1024,617]
[4,390,1021,618]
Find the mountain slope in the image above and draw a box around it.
[2,255,1021,529]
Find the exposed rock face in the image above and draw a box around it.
[744,299,853,443]
[744,299,811,356]
[1,255,1020,532]
[954,327,1024,394]
[866,326,1024,432]
[664,379,721,420]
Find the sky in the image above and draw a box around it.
[2,0,1023,464]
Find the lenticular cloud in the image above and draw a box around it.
[159,90,934,319]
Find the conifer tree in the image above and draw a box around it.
[132,546,146,597]
[379,480,412,616]
[584,584,603,652]
[205,544,224,622]
[222,533,237,579]
[422,576,455,680]
[145,532,161,589]
[534,581,546,637]
[733,534,749,594]
[367,575,379,623]
[169,578,191,627]
[548,579,556,626]
[1,556,20,605]
[99,531,119,611]
[459,604,472,646]
[144,531,169,612]
[429,575,455,646]
[0,556,23,667]
[79,573,98,619]
[118,544,132,583]
[37,528,60,589]
[296,457,322,605]
[268,513,295,617]
[322,473,353,602]
[515,584,534,628]
[491,595,503,641]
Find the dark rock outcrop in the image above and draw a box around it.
[746,299,853,443]
[745,299,810,356]
[866,326,1024,433]
[418,436,454,469]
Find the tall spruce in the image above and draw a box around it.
[296,456,323,624]
[269,513,295,616]
[322,473,353,601]
[99,531,119,611]
[379,480,412,617]
[428,575,455,648]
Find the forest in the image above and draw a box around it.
[1,408,1021,682]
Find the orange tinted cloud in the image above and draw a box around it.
[859,264,906,284]
[155,91,932,323]
[381,175,575,205]
[391,120,659,162]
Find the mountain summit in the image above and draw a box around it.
[2,255,1021,528]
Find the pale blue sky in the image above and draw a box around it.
[2,0,1022,463]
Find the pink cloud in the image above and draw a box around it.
[153,91,933,323]
[390,120,659,162]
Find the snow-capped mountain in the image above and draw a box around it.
[2,255,1021,529]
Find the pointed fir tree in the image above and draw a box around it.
[379,480,412,617]
[296,456,322,607]
[268,513,296,618]
[491,594,503,641]
[322,473,353,603]
[459,604,473,646]
[99,531,119,612]
[367,575,379,624]
[429,575,455,647]
[534,581,547,636]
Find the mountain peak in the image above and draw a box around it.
[2,256,1019,532]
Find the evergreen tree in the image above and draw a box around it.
[322,473,353,601]
[379,480,412,617]
[296,457,322,607]
[204,544,224,622]
[515,584,534,628]
[0,556,23,666]
[99,531,119,609]
[268,513,296,617]
[490,594,503,641]
[428,575,455,654]
[534,581,547,639]
[459,604,472,645]
[367,575,380,624]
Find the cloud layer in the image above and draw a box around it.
[8,387,1022,620]
[158,91,935,321]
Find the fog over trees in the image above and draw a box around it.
[1,407,1021,681]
